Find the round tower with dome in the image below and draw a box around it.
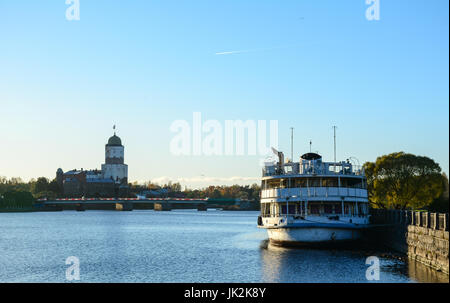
[101,129,128,184]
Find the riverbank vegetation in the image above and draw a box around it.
[0,177,60,211]
[2,151,448,212]
[363,152,449,212]
[1,176,261,211]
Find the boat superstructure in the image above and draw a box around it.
[257,150,370,245]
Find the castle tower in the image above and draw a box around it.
[101,131,128,184]
[56,168,64,191]
[56,168,63,184]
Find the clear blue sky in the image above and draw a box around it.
[0,0,448,188]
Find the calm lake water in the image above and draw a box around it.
[0,210,448,283]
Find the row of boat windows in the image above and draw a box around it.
[262,177,367,190]
[260,202,369,217]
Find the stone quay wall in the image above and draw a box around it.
[370,210,449,274]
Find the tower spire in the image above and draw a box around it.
[113,124,116,135]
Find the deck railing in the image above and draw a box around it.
[261,187,368,199]
[262,164,364,177]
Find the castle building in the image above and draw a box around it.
[56,132,129,197]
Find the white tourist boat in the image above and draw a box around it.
[257,149,370,246]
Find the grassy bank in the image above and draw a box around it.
[0,208,36,213]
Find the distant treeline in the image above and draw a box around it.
[0,176,60,198]
[0,176,61,210]
[0,176,261,210]
[129,181,261,201]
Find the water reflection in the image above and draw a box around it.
[0,211,447,283]
[407,259,449,283]
[260,241,375,283]
[259,240,448,283]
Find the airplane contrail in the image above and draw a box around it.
[215,50,251,55]
[215,46,288,56]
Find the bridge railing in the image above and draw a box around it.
[37,197,210,202]
[370,209,449,231]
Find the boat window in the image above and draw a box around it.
[328,164,340,174]
[334,203,342,214]
[309,204,320,215]
[340,179,348,187]
[344,203,351,215]
[358,203,365,216]
[346,178,363,188]
[261,203,271,216]
[266,179,282,189]
[309,178,320,187]
[294,178,307,188]
[322,178,338,187]
[283,166,293,174]
[324,204,333,214]
[281,205,296,215]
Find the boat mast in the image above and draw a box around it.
[288,128,294,221]
[333,126,337,172]
[290,127,294,162]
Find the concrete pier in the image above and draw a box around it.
[154,203,172,211]
[197,203,207,211]
[115,202,133,211]
[75,204,85,211]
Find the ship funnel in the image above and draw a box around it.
[271,147,285,172]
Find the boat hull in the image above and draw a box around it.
[267,227,362,246]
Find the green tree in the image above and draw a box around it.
[363,152,444,210]
[48,179,62,194]
[0,176,30,194]
[30,177,49,196]
[250,183,261,200]
[237,191,249,200]
[427,173,449,213]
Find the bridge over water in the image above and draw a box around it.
[35,197,252,212]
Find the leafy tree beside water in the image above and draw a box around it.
[30,177,50,194]
[29,177,61,198]
[427,173,450,213]
[363,152,446,210]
